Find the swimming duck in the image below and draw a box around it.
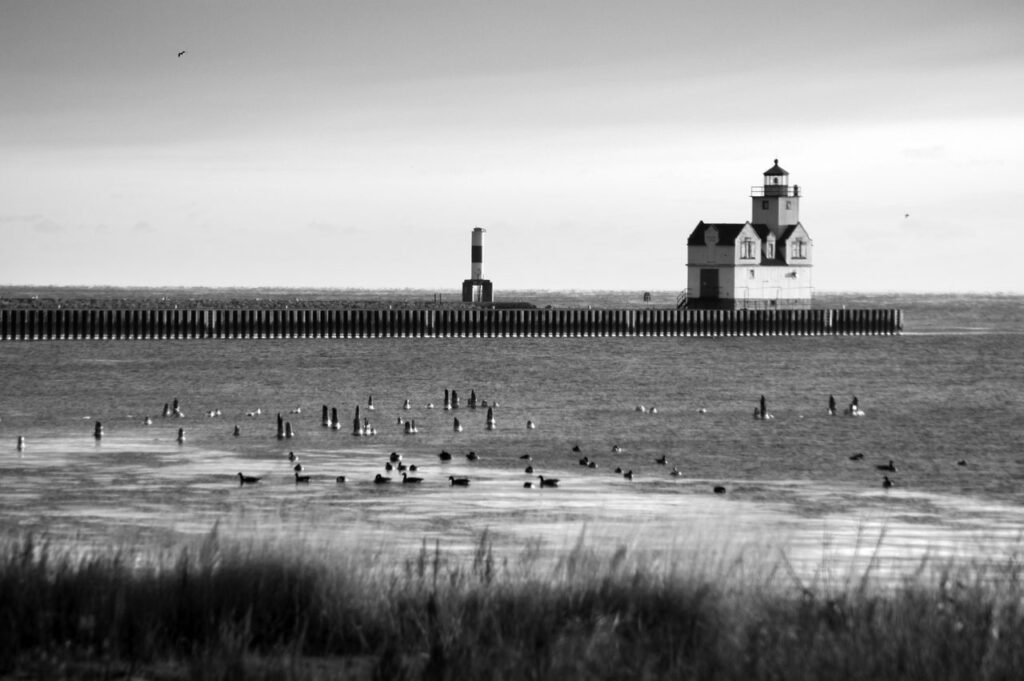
[390,452,402,462]
[295,472,311,484]
[849,453,865,461]
[402,473,423,484]
[623,470,634,480]
[713,485,726,494]
[537,475,559,488]
[238,472,260,486]
[449,476,470,487]
[525,465,534,474]
[374,473,391,484]
[655,455,668,465]
[876,460,897,472]
[439,450,452,461]
[882,476,893,489]
[466,451,479,461]
[336,475,347,483]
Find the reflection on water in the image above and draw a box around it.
[4,428,1023,587]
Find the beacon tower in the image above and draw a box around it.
[461,227,494,303]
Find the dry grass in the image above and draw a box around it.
[1,525,1023,680]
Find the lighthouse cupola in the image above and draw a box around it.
[751,158,800,235]
[762,159,789,196]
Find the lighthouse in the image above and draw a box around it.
[461,227,494,303]
[684,160,813,310]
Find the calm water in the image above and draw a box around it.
[1,290,1023,583]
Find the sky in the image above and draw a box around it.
[1,0,1022,293]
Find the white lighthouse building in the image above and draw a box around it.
[684,160,813,309]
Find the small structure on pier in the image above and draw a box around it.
[684,160,813,310]
[462,227,494,303]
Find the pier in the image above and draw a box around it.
[0,307,902,340]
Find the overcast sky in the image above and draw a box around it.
[1,0,1021,292]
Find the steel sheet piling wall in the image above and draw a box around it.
[0,307,902,340]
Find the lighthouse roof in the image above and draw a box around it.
[687,223,741,246]
[687,222,770,246]
[764,159,788,176]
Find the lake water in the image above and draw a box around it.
[1,290,1023,586]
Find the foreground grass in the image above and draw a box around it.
[2,527,1023,680]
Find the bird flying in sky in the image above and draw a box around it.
[177,50,186,58]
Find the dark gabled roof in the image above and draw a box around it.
[687,222,747,246]
[688,222,772,247]
[764,159,788,176]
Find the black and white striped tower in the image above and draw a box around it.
[461,227,494,302]
[471,227,484,280]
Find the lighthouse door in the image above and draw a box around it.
[699,269,719,300]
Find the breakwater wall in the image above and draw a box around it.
[0,307,902,340]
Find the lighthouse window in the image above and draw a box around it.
[761,200,769,210]
[793,239,807,259]
[741,238,756,260]
[767,243,775,259]
[786,200,792,209]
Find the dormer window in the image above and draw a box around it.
[766,242,775,259]
[792,239,808,259]
[741,238,756,260]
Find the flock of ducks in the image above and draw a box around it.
[16,389,928,495]
[238,445,563,489]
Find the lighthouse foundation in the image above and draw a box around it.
[461,279,494,303]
